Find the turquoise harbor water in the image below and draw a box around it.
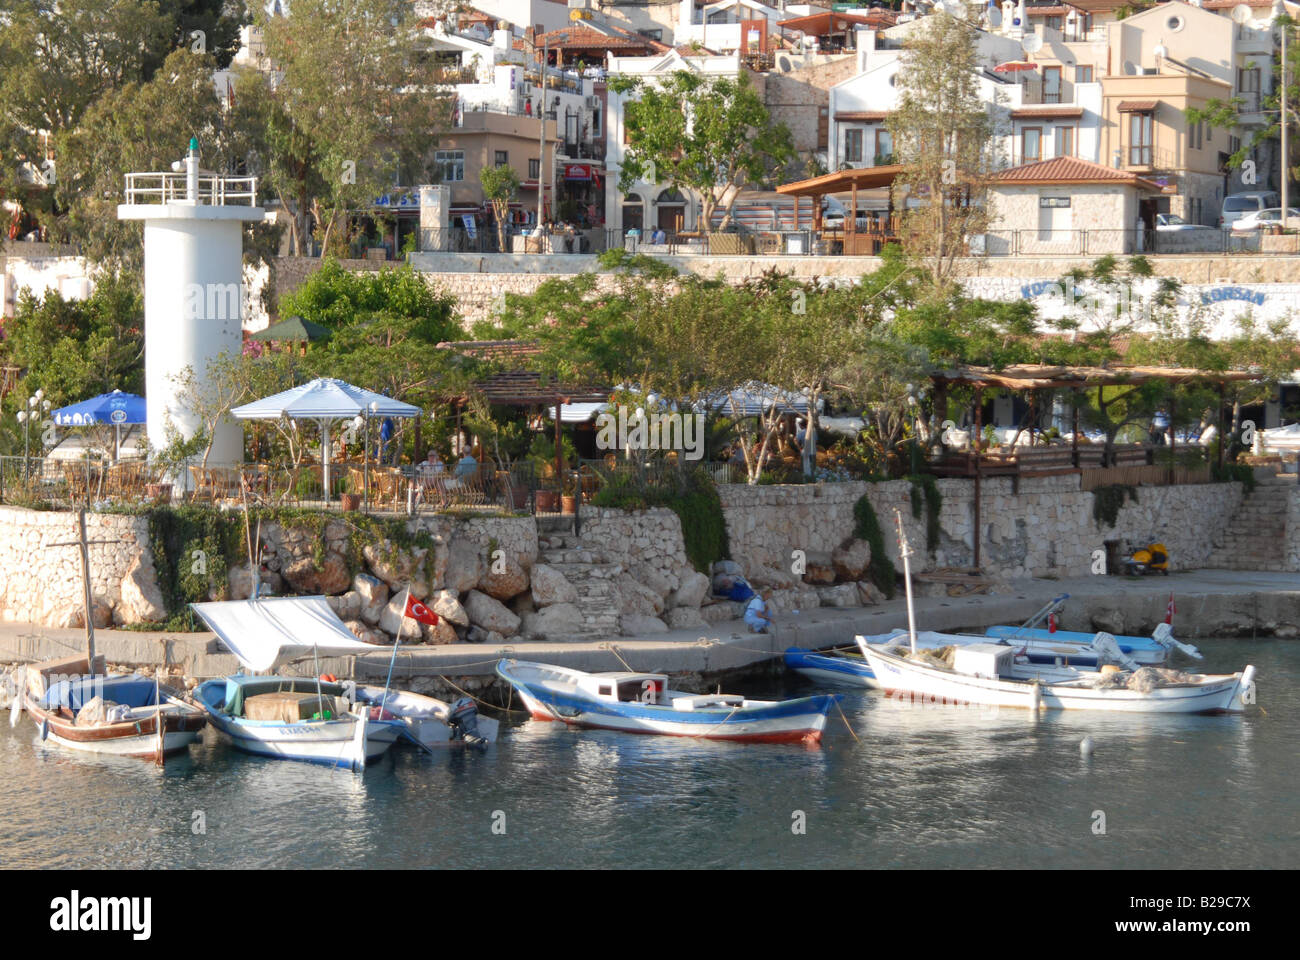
[1,637,1295,870]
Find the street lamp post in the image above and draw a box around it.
[16,389,51,487]
[353,413,367,513]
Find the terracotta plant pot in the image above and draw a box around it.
[145,483,171,504]
[340,492,362,511]
[535,489,559,513]
[561,494,577,515]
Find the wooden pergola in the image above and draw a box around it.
[438,341,611,482]
[930,363,1263,569]
[775,165,904,254]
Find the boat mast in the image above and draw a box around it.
[77,510,97,676]
[50,509,108,678]
[894,510,918,655]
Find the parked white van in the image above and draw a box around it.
[1219,191,1281,228]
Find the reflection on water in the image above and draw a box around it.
[0,638,1294,869]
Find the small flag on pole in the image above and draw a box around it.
[1165,592,1175,625]
[404,592,440,627]
[1048,612,1057,633]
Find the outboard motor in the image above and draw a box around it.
[1152,622,1202,660]
[1091,632,1140,672]
[446,697,488,751]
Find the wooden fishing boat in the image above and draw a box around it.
[786,622,1177,688]
[496,659,837,743]
[851,511,1258,714]
[857,639,1257,714]
[12,670,206,762]
[192,674,400,770]
[189,595,494,769]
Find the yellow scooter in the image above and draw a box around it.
[1124,542,1170,576]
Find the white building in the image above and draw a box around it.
[604,50,747,233]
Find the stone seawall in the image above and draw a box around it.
[0,508,154,627]
[718,475,1245,580]
[0,506,539,641]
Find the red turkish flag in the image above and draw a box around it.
[1165,592,1175,626]
[404,593,439,627]
[1048,612,1057,633]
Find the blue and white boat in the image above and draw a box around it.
[193,673,401,769]
[786,594,1200,687]
[984,622,1199,665]
[786,626,1156,689]
[190,596,490,770]
[497,659,837,743]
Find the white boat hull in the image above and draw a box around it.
[203,710,397,769]
[861,644,1254,714]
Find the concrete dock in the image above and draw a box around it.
[2,570,1295,687]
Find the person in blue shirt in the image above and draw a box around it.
[744,589,774,633]
[377,417,394,462]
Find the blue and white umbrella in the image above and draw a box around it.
[52,390,145,427]
[51,390,146,460]
[230,378,420,501]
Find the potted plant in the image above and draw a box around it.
[561,472,578,514]
[339,474,362,511]
[535,485,560,513]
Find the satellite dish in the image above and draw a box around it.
[1231,3,1252,23]
[1154,43,1168,59]
[1022,33,1043,54]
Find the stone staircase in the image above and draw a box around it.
[1206,474,1298,572]
[535,529,624,640]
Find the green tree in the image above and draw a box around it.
[0,273,144,455]
[276,261,469,463]
[886,13,1000,290]
[480,165,521,253]
[51,49,248,267]
[0,0,176,227]
[258,0,451,256]
[609,71,795,234]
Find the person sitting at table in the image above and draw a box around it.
[417,449,446,477]
[651,227,666,244]
[454,450,479,479]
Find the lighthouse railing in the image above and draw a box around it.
[123,172,258,206]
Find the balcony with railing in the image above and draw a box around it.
[1020,78,1075,106]
[1123,144,1178,170]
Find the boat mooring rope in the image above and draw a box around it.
[834,698,860,742]
[436,674,529,717]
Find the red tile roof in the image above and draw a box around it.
[835,110,890,121]
[1117,100,1158,112]
[994,156,1163,191]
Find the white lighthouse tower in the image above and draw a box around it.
[117,138,264,466]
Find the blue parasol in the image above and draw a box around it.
[51,390,146,461]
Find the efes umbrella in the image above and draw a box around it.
[230,378,419,502]
[51,390,146,461]
[249,315,331,343]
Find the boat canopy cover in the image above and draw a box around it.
[41,674,159,711]
[190,596,384,671]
